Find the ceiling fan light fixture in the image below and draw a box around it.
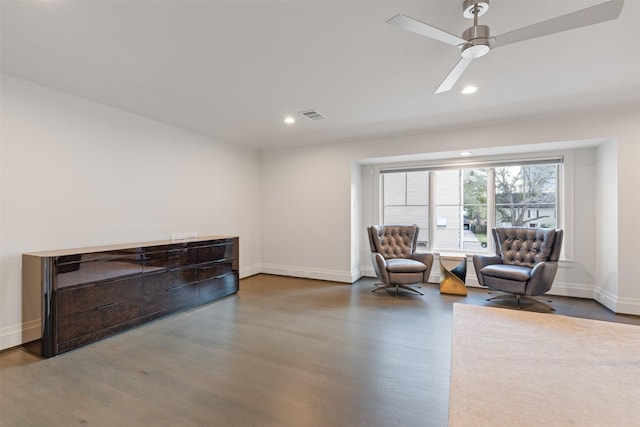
[461,43,490,59]
[461,86,479,94]
[284,116,295,124]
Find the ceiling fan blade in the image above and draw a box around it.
[493,0,624,48]
[435,57,473,94]
[386,14,468,47]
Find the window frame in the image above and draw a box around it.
[373,154,565,256]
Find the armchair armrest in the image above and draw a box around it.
[411,252,433,266]
[411,252,434,283]
[371,253,390,284]
[526,261,559,296]
[472,254,503,287]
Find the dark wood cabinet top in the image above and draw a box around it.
[23,236,236,257]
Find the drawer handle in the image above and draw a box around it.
[167,285,183,292]
[96,302,117,311]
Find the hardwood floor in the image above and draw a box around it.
[2,274,638,427]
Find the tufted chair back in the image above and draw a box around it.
[368,225,418,259]
[494,227,560,267]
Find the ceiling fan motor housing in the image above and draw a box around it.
[461,24,491,58]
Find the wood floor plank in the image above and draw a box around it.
[2,274,638,426]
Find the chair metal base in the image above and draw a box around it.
[372,283,423,298]
[486,293,556,311]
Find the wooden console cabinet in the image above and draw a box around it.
[23,236,238,357]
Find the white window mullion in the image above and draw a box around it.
[487,168,496,253]
[459,169,464,250]
[429,171,436,250]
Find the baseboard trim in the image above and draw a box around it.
[361,266,376,279]
[593,287,640,315]
[260,263,354,283]
[612,295,640,316]
[594,287,619,312]
[546,281,595,299]
[239,264,261,279]
[0,319,40,351]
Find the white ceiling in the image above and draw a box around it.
[2,0,639,150]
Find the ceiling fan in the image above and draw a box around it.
[386,0,624,94]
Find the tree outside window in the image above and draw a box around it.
[495,164,557,228]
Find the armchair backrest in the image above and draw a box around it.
[492,227,563,267]
[368,225,418,259]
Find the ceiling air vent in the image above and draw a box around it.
[299,109,325,121]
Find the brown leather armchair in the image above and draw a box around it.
[473,227,563,310]
[367,225,434,297]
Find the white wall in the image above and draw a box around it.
[563,148,597,295]
[617,131,640,310]
[0,75,262,350]
[259,144,355,282]
[260,109,640,314]
[594,141,618,311]
[350,161,362,279]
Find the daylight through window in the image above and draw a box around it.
[380,161,560,252]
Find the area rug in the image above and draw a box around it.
[449,304,640,427]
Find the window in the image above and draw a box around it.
[495,164,558,230]
[462,168,488,250]
[433,168,489,251]
[380,160,560,252]
[381,171,429,247]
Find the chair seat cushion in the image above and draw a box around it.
[386,258,427,273]
[481,264,532,282]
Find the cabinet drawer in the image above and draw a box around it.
[198,260,233,282]
[57,275,143,316]
[198,243,234,263]
[143,268,198,295]
[200,274,238,303]
[143,248,197,272]
[143,282,199,315]
[57,293,143,343]
[56,255,143,289]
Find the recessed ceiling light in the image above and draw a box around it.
[284,116,295,124]
[460,151,473,156]
[461,86,479,94]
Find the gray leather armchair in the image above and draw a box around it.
[473,227,563,310]
[367,225,434,297]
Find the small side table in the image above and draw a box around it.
[438,252,467,296]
